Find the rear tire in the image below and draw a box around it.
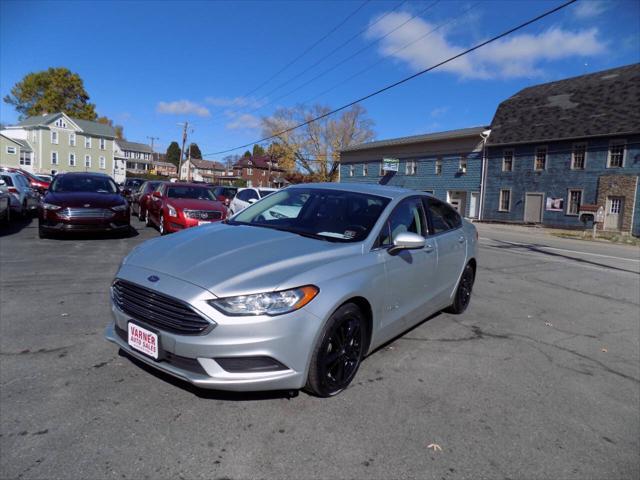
[38,221,49,239]
[445,263,475,314]
[305,303,366,397]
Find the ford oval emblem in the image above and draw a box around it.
[147,275,159,283]
[84,203,90,208]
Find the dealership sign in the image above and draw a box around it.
[546,197,564,211]
[382,158,399,172]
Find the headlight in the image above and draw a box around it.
[208,285,319,316]
[111,204,128,212]
[42,202,62,211]
[167,205,177,217]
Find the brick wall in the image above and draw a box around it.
[596,175,638,233]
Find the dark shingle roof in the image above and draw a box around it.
[488,63,640,146]
[16,112,116,137]
[189,158,226,170]
[341,126,489,153]
[233,155,283,170]
[116,139,153,153]
[0,134,32,151]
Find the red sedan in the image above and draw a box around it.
[145,182,227,235]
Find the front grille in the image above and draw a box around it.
[183,209,223,221]
[112,280,212,335]
[59,207,114,219]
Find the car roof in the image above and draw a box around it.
[287,182,419,199]
[57,172,112,178]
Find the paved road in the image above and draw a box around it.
[1,217,638,480]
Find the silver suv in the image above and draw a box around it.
[106,183,478,396]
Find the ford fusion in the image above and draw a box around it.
[105,183,477,397]
[39,172,130,238]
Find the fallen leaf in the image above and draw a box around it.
[601,347,608,353]
[427,443,442,452]
[544,322,553,327]
[61,313,69,317]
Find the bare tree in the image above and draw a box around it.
[262,104,374,181]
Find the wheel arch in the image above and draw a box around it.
[336,296,373,355]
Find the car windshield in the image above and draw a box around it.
[126,179,143,188]
[229,188,390,242]
[167,186,216,200]
[51,175,118,193]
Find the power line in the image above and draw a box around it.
[203,0,578,158]
[241,0,372,99]
[208,0,440,128]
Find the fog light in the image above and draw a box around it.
[215,356,288,373]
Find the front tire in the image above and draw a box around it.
[139,208,146,222]
[305,303,366,397]
[145,212,152,228]
[38,221,49,239]
[446,263,475,314]
[159,214,166,235]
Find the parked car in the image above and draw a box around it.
[131,181,163,221]
[211,186,238,207]
[0,179,10,224]
[145,182,227,234]
[121,178,145,202]
[36,174,54,183]
[1,167,50,194]
[228,187,277,214]
[0,171,39,217]
[38,172,130,238]
[105,183,478,396]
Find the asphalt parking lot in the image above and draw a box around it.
[1,217,639,480]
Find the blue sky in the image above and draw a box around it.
[1,0,638,161]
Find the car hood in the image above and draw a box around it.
[45,192,125,208]
[124,222,359,297]
[167,198,225,211]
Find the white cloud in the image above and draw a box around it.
[156,100,210,117]
[366,12,607,79]
[226,113,261,130]
[205,96,265,109]
[430,106,449,118]
[574,0,608,19]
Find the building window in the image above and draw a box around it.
[85,136,91,149]
[69,133,76,146]
[19,151,31,166]
[54,118,67,128]
[85,155,91,168]
[69,153,76,167]
[567,189,582,215]
[6,146,16,154]
[99,156,106,169]
[406,160,417,175]
[502,150,513,172]
[362,163,368,176]
[247,167,253,175]
[435,158,442,175]
[99,138,106,150]
[607,140,625,168]
[499,189,511,212]
[262,170,266,177]
[349,165,355,177]
[571,143,586,170]
[459,156,467,174]
[51,131,58,144]
[51,151,58,165]
[534,147,547,170]
[609,198,622,214]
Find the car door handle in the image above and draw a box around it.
[424,244,434,253]
[458,236,465,243]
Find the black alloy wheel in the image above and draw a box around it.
[306,303,366,397]
[446,263,475,314]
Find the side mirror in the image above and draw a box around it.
[388,231,426,255]
[248,198,258,204]
[152,191,162,198]
[0,179,5,186]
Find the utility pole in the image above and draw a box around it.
[177,122,188,180]
[146,136,159,162]
[186,143,192,182]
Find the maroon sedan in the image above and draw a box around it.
[131,180,162,221]
[145,182,227,235]
[39,172,130,238]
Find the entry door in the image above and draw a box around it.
[604,196,624,230]
[469,192,479,218]
[524,193,543,223]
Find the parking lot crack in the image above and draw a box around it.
[0,346,72,356]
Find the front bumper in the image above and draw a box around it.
[104,265,323,391]
[164,216,225,233]
[40,210,130,232]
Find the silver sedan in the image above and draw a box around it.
[105,183,478,397]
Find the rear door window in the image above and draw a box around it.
[1,175,13,186]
